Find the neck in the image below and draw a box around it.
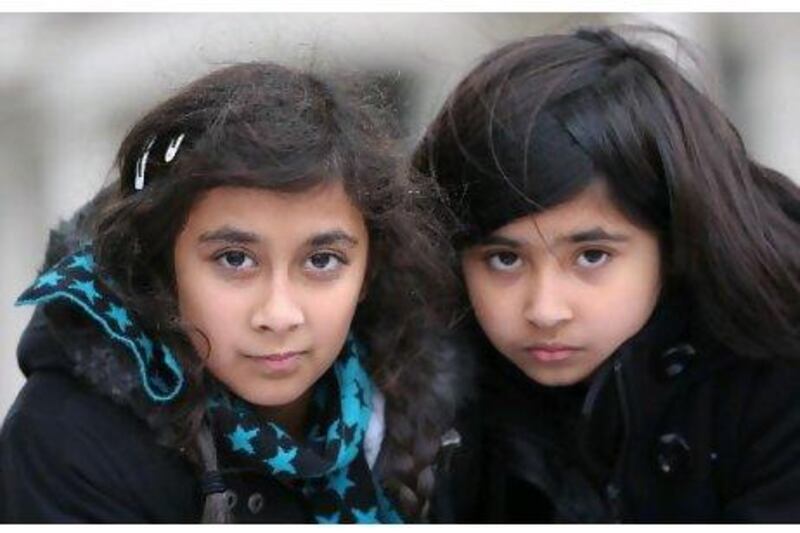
[258,389,313,442]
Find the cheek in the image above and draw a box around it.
[310,270,367,340]
[622,246,662,317]
[176,271,247,355]
[314,300,357,349]
[462,263,490,317]
[463,265,519,346]
[174,244,202,321]
[589,256,662,342]
[177,270,218,324]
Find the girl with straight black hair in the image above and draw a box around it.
[416,26,800,522]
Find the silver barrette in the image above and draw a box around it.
[164,132,185,163]
[134,135,157,191]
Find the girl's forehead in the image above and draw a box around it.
[495,182,630,238]
[190,182,355,216]
[182,183,367,240]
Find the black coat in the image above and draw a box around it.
[459,301,800,523]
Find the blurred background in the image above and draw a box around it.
[2,12,799,419]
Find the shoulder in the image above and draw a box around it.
[1,371,198,522]
[714,356,800,431]
[710,356,800,521]
[5,370,156,450]
[675,345,800,456]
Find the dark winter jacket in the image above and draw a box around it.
[0,206,474,524]
[465,300,800,523]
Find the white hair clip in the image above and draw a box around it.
[134,135,157,191]
[164,132,185,163]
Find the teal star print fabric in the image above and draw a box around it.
[16,247,184,402]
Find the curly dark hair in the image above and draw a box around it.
[87,62,460,521]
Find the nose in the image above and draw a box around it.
[522,268,573,330]
[250,276,305,334]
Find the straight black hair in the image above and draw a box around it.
[416,26,800,362]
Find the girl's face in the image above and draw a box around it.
[174,183,369,410]
[461,182,662,386]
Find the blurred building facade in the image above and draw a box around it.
[1,13,798,418]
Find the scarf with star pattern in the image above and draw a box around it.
[16,247,403,523]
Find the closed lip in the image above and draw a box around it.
[525,343,580,352]
[246,350,307,361]
[524,344,581,362]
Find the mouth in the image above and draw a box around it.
[245,350,307,371]
[524,344,580,363]
[256,351,306,361]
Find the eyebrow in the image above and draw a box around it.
[197,226,359,248]
[477,234,522,248]
[198,226,260,244]
[306,230,359,248]
[477,226,630,248]
[565,227,630,244]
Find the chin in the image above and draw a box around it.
[534,376,581,387]
[236,383,307,408]
[525,368,587,388]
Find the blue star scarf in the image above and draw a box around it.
[16,248,184,402]
[16,247,403,523]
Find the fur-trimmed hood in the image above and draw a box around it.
[15,189,179,433]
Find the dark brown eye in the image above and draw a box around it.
[577,249,610,268]
[216,250,254,270]
[306,252,344,272]
[487,251,521,271]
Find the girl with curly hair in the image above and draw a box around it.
[1,62,464,523]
